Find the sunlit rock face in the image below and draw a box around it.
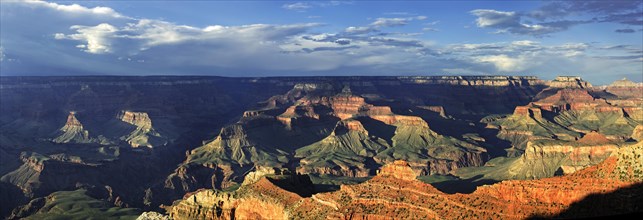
[118,111,153,130]
[376,160,418,181]
[294,144,642,219]
[549,76,592,88]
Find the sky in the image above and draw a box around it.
[0,0,642,84]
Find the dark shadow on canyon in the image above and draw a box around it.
[527,182,643,219]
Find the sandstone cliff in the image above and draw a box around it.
[548,76,592,88]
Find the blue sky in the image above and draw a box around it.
[1,0,642,84]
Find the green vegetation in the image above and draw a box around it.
[554,111,639,136]
[24,189,141,220]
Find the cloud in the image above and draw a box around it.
[471,10,519,28]
[473,1,643,36]
[22,0,124,18]
[1,1,641,84]
[58,23,119,54]
[282,1,352,11]
[615,28,636,33]
[531,1,643,20]
[600,11,643,26]
[470,9,589,36]
[343,16,431,35]
[282,2,311,11]
[345,26,376,34]
[371,16,427,27]
[474,54,527,72]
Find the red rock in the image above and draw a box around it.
[65,112,82,127]
[377,160,418,181]
[577,131,612,145]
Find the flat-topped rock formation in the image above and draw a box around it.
[549,76,592,88]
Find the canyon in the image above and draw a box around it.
[0,75,641,219]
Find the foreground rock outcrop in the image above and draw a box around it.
[298,144,642,219]
[167,145,642,219]
[167,173,313,220]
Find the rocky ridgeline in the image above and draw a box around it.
[0,75,547,90]
[603,78,643,99]
[397,75,546,86]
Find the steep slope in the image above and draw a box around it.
[51,112,95,144]
[486,105,580,156]
[374,117,486,175]
[296,120,388,177]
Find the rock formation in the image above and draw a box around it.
[110,110,168,148]
[377,160,418,180]
[51,112,94,144]
[167,173,312,220]
[549,76,592,88]
[577,131,612,145]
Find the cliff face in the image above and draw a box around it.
[119,111,153,130]
[549,76,592,88]
[397,76,546,86]
[603,78,643,98]
[509,140,620,179]
[108,110,170,148]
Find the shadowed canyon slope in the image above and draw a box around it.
[0,75,641,219]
